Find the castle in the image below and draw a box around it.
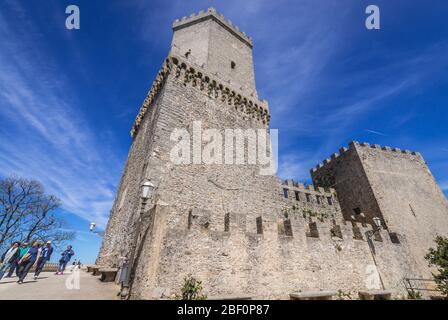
[97,8,448,299]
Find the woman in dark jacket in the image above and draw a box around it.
[17,240,41,284]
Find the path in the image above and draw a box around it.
[0,268,120,300]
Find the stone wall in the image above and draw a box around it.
[311,141,448,292]
[98,8,446,300]
[355,142,448,282]
[281,180,342,222]
[171,7,257,97]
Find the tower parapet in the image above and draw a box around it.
[311,141,423,174]
[173,8,253,48]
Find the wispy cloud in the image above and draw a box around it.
[364,129,387,137]
[0,3,121,227]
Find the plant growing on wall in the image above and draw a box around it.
[337,290,352,300]
[176,274,207,300]
[406,289,422,300]
[425,236,448,298]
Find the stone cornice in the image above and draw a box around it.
[130,55,270,138]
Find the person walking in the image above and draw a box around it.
[33,241,53,280]
[17,240,41,284]
[6,242,30,278]
[0,242,20,280]
[56,245,74,275]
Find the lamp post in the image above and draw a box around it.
[365,216,385,290]
[120,179,154,299]
[89,222,104,236]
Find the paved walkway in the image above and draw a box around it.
[0,268,120,300]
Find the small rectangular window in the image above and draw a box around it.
[284,219,293,237]
[224,213,230,232]
[327,197,333,205]
[305,193,311,202]
[295,191,300,201]
[231,61,236,69]
[283,188,288,198]
[256,216,263,235]
[316,195,321,204]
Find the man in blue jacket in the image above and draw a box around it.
[34,241,54,279]
[56,245,74,275]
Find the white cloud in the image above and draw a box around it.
[0,5,122,228]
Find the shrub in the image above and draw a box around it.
[176,274,207,300]
[425,236,448,298]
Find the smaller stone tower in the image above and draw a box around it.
[311,141,448,280]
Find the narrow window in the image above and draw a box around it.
[308,222,319,238]
[224,213,230,232]
[231,61,236,69]
[389,232,400,244]
[305,193,311,202]
[316,195,321,204]
[256,216,263,234]
[284,219,293,237]
[327,197,333,205]
[295,191,300,201]
[283,188,289,198]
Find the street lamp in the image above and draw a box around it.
[365,216,385,290]
[120,178,155,299]
[89,221,104,236]
[141,180,154,201]
[373,217,382,229]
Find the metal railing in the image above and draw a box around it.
[403,277,441,293]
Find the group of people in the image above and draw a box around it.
[0,241,75,284]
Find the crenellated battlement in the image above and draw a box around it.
[186,208,401,246]
[282,179,336,195]
[130,55,270,137]
[172,8,253,48]
[311,141,423,173]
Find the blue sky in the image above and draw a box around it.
[0,0,447,263]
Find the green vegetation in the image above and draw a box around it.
[176,275,207,300]
[425,236,448,297]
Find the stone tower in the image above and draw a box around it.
[311,141,448,283]
[97,8,447,299]
[97,8,281,299]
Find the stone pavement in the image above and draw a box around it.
[0,268,120,300]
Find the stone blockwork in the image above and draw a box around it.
[97,8,448,300]
[312,141,448,291]
[281,180,341,222]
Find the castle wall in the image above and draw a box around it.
[124,60,414,299]
[133,203,415,299]
[98,9,447,299]
[96,61,170,267]
[281,180,342,221]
